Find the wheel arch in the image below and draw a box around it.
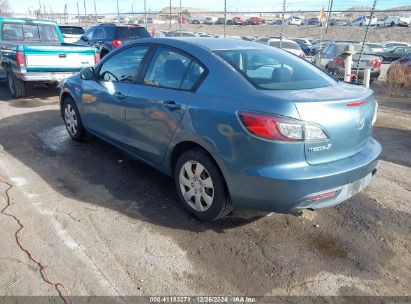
[60,89,76,118]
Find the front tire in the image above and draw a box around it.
[174,149,233,221]
[63,97,86,141]
[5,65,26,98]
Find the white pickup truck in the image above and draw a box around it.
[377,16,411,27]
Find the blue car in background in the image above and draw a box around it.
[291,38,313,55]
[60,38,381,221]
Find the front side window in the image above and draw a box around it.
[144,47,203,90]
[99,46,149,82]
[216,49,336,90]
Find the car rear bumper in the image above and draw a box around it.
[17,72,77,82]
[227,138,381,213]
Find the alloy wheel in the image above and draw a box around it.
[179,160,214,212]
[64,104,78,136]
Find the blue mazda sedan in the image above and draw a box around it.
[60,38,381,221]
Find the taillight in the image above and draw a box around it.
[94,52,100,64]
[299,52,305,58]
[238,112,328,142]
[113,39,122,48]
[346,100,366,107]
[334,58,344,66]
[16,51,25,67]
[370,58,381,67]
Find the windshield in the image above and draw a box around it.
[59,26,84,35]
[216,49,336,90]
[116,26,151,39]
[2,22,60,42]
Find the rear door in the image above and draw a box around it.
[125,46,207,164]
[82,45,150,145]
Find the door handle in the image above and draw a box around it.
[113,92,126,99]
[163,100,181,110]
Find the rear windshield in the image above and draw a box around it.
[116,26,150,39]
[59,26,84,35]
[216,49,336,90]
[269,41,300,50]
[2,22,60,42]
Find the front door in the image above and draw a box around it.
[81,45,150,145]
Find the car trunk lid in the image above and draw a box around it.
[292,83,376,165]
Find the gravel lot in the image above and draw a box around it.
[0,81,410,301]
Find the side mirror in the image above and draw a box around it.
[81,35,88,41]
[80,67,95,80]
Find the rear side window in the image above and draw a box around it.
[116,26,151,40]
[99,46,149,82]
[2,23,60,42]
[143,47,205,90]
[216,49,336,90]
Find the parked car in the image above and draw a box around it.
[245,17,263,25]
[0,18,98,98]
[365,42,384,53]
[59,25,85,43]
[313,42,381,82]
[215,18,226,25]
[376,16,410,27]
[284,16,303,26]
[306,18,322,26]
[190,19,201,24]
[311,39,333,55]
[204,17,217,25]
[231,17,245,25]
[60,37,381,221]
[77,23,151,58]
[383,41,410,51]
[291,38,313,55]
[267,38,305,58]
[165,31,198,37]
[351,16,377,26]
[255,36,281,44]
[178,18,189,24]
[379,46,411,63]
[329,19,349,26]
[270,19,284,25]
[386,54,411,88]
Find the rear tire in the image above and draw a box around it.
[62,97,86,141]
[174,149,233,221]
[5,65,26,98]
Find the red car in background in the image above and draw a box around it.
[232,17,244,25]
[245,17,263,25]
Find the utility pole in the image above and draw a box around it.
[77,2,80,25]
[83,0,87,26]
[94,0,97,23]
[169,0,172,29]
[116,0,120,23]
[38,0,42,19]
[144,0,147,29]
[325,0,334,33]
[179,0,182,36]
[224,0,226,37]
[279,0,286,49]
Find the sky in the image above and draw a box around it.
[9,0,411,15]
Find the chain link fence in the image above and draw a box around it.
[8,0,411,87]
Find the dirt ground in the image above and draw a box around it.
[0,81,410,302]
